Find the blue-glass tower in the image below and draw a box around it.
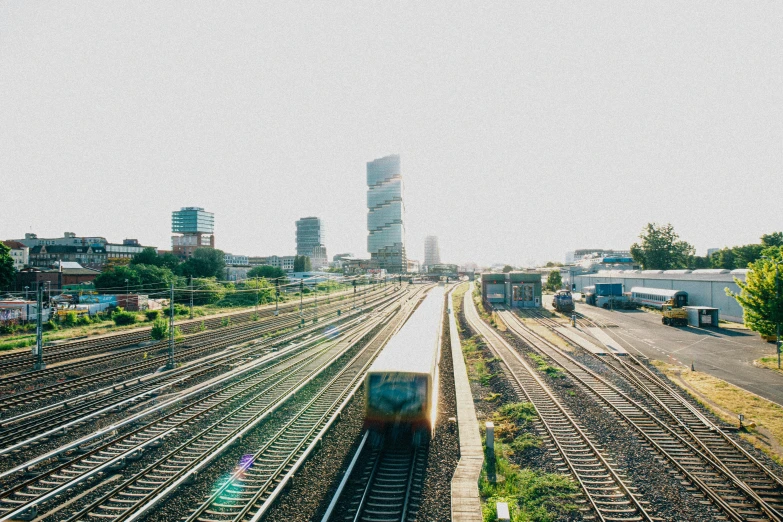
[367,154,406,273]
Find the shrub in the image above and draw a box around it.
[46,320,59,331]
[221,317,231,327]
[63,311,78,327]
[113,310,138,326]
[145,310,160,322]
[78,315,92,325]
[150,318,169,340]
[197,321,207,332]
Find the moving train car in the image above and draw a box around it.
[364,287,445,442]
[630,287,688,309]
[552,290,575,313]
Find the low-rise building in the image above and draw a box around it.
[2,241,29,270]
[224,253,250,266]
[29,245,108,270]
[481,272,542,308]
[574,269,747,322]
[12,263,100,292]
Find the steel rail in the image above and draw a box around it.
[0,300,396,522]
[501,309,781,522]
[0,292,398,463]
[0,304,387,485]
[183,288,429,522]
[521,307,783,507]
[464,287,654,522]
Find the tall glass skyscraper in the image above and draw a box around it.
[367,154,406,273]
[424,236,441,268]
[295,216,327,269]
[171,207,215,259]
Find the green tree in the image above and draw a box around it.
[133,264,182,289]
[94,265,142,292]
[247,265,287,282]
[630,223,694,270]
[502,265,514,273]
[728,247,783,338]
[188,277,226,305]
[762,232,783,248]
[293,256,312,272]
[545,270,563,291]
[710,248,736,269]
[159,253,181,271]
[0,243,16,290]
[131,247,162,266]
[545,261,564,267]
[179,248,226,279]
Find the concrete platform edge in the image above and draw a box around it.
[449,286,484,522]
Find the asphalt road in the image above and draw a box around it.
[571,301,783,406]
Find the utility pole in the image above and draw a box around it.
[33,283,45,370]
[189,276,194,319]
[168,283,175,369]
[314,280,318,323]
[353,279,357,309]
[275,280,280,316]
[254,277,259,316]
[125,278,129,309]
[299,280,304,314]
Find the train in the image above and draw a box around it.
[552,290,575,313]
[364,287,445,443]
[630,287,688,309]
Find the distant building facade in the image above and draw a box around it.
[424,236,441,269]
[367,154,406,273]
[13,233,154,269]
[172,207,215,259]
[565,248,631,265]
[224,253,250,266]
[2,241,29,270]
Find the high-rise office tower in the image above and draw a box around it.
[295,217,327,268]
[424,236,441,268]
[367,154,406,273]
[171,207,215,259]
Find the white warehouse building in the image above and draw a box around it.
[574,269,748,323]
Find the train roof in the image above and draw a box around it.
[629,287,687,296]
[367,287,445,375]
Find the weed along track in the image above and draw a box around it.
[463,285,655,522]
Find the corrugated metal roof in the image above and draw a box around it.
[577,272,745,282]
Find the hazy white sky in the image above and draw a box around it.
[1,2,781,266]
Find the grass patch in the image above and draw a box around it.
[653,360,783,464]
[463,336,495,386]
[480,440,578,522]
[757,356,783,376]
[528,353,564,378]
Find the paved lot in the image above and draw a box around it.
[573,302,783,406]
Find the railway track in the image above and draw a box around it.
[499,307,783,522]
[324,435,427,522]
[0,289,416,522]
[56,287,427,522]
[464,287,655,522]
[0,286,393,414]
[0,288,404,461]
[0,287,364,377]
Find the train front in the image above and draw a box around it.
[364,371,432,439]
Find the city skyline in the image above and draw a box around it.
[1,3,780,266]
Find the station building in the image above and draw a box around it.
[481,272,542,308]
[574,269,747,322]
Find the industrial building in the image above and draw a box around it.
[574,269,747,322]
[172,207,215,259]
[367,154,406,273]
[481,272,542,308]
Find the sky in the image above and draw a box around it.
[1,2,781,267]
